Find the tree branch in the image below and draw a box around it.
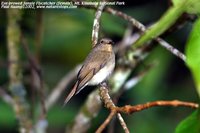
[7,9,32,133]
[91,2,106,47]
[116,100,199,114]
[98,84,198,132]
[98,83,130,133]
[96,110,116,133]
[117,113,130,133]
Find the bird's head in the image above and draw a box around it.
[99,38,114,46]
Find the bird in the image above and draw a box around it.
[63,38,115,106]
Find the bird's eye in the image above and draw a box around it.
[109,41,113,44]
[100,40,104,44]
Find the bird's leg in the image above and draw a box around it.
[100,81,111,91]
[100,82,108,88]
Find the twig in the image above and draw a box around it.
[104,7,145,32]
[155,38,186,61]
[91,2,106,47]
[117,113,130,133]
[96,111,116,133]
[116,100,199,114]
[98,83,130,133]
[85,6,186,61]
[96,110,130,133]
[105,7,186,61]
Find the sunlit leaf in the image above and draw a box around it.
[175,110,200,133]
[172,0,200,14]
[185,18,200,96]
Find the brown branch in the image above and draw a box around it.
[116,100,199,114]
[98,84,198,133]
[105,7,186,61]
[96,110,116,133]
[96,111,130,133]
[117,113,130,133]
[91,2,106,47]
[98,83,130,133]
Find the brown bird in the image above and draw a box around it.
[63,38,115,105]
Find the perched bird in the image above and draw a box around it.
[63,38,115,105]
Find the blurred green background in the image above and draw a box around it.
[0,0,198,133]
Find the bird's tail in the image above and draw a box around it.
[63,82,78,107]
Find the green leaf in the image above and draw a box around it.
[175,110,200,133]
[185,18,200,96]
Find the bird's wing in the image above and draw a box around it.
[75,51,110,94]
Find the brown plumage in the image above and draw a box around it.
[63,38,115,106]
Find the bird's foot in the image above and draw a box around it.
[100,82,108,88]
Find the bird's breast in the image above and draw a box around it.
[88,58,115,85]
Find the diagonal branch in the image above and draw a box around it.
[117,113,130,133]
[96,110,116,133]
[98,83,130,133]
[104,7,186,61]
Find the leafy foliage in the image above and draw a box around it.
[175,110,200,133]
[185,18,200,96]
